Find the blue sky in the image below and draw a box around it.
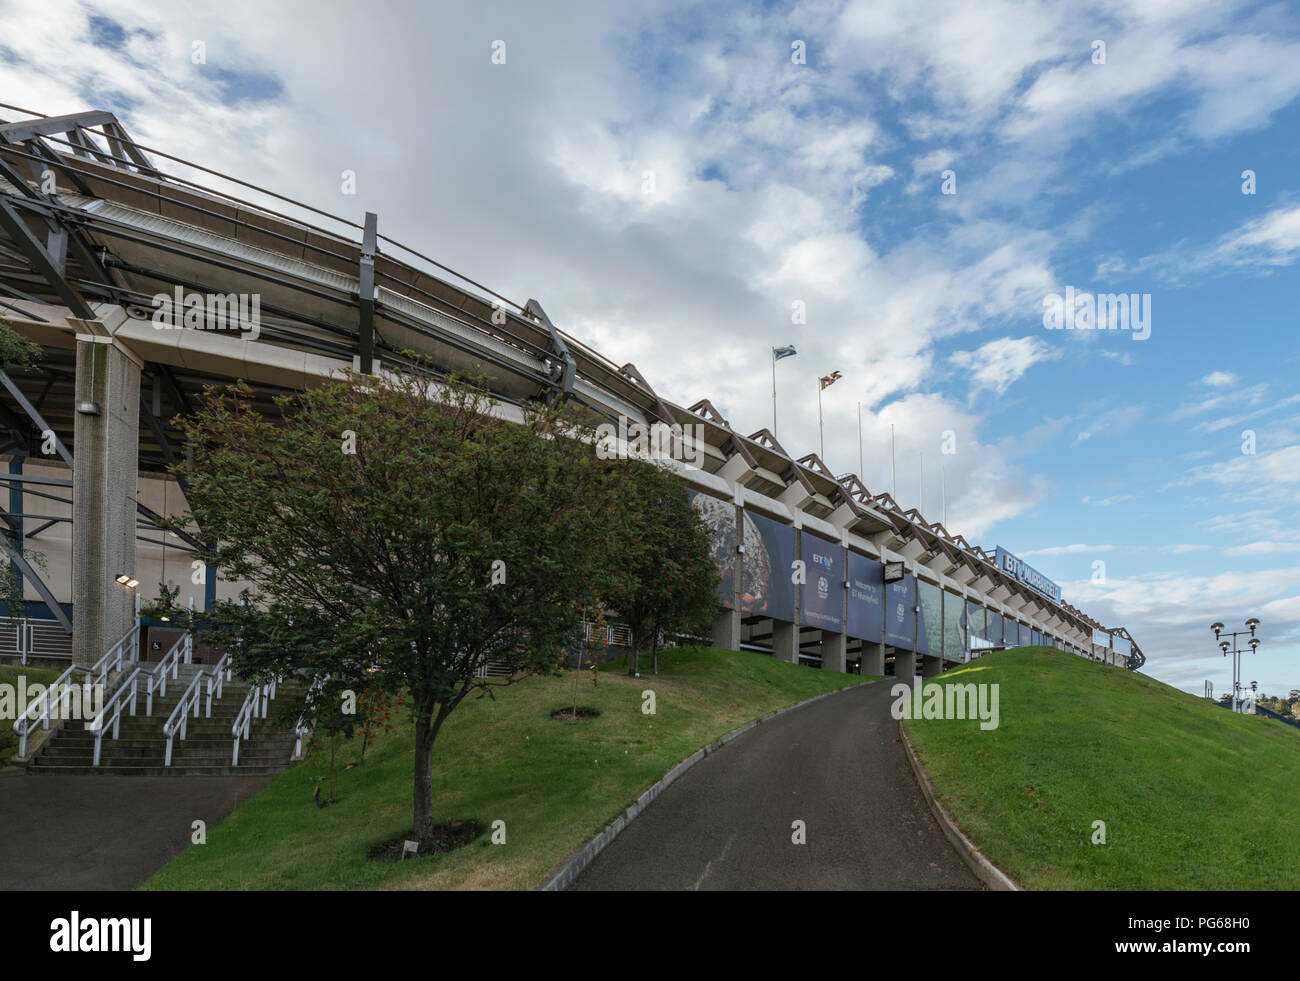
[2,0,1298,695]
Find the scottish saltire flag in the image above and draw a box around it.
[819,370,842,389]
[773,345,797,360]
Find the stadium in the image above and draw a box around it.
[0,106,1145,770]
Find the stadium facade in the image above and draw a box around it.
[0,106,1145,676]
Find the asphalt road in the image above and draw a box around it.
[569,679,983,890]
[0,772,268,890]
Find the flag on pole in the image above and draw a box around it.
[773,345,797,360]
[819,370,842,390]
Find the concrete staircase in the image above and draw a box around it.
[27,663,308,776]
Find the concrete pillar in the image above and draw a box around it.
[894,649,917,680]
[712,608,741,651]
[772,619,798,663]
[819,631,847,673]
[72,337,140,663]
[922,654,943,678]
[860,641,885,677]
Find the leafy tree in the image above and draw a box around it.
[0,317,42,371]
[139,581,197,631]
[171,369,614,851]
[599,457,717,676]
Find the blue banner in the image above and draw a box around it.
[739,510,797,622]
[846,552,882,642]
[688,490,737,609]
[885,574,916,649]
[800,532,843,631]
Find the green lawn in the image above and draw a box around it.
[145,646,874,890]
[903,646,1300,890]
[0,663,63,762]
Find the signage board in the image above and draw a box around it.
[846,553,883,643]
[885,574,916,649]
[800,532,843,632]
[739,510,796,622]
[688,490,737,609]
[994,547,1062,604]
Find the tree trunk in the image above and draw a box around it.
[413,715,436,850]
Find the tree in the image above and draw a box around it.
[599,456,718,676]
[172,369,615,851]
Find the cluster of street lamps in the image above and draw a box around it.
[1211,618,1261,713]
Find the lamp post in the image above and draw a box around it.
[1211,618,1261,713]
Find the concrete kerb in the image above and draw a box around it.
[536,679,875,891]
[898,720,1020,892]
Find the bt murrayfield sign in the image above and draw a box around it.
[994,547,1062,604]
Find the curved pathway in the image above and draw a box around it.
[570,679,981,890]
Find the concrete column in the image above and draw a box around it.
[819,631,847,673]
[72,337,140,663]
[712,608,741,651]
[894,649,917,681]
[772,619,798,663]
[922,654,943,678]
[860,641,885,677]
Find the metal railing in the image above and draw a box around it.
[142,633,190,716]
[86,633,193,766]
[232,677,278,766]
[162,652,231,767]
[292,674,326,760]
[11,623,138,757]
[0,617,75,664]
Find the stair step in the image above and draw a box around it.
[26,663,312,776]
[27,763,291,777]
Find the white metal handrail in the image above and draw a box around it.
[87,666,141,766]
[11,623,139,757]
[143,633,191,716]
[292,674,326,760]
[163,652,231,766]
[84,634,195,766]
[231,676,278,766]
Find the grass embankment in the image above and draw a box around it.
[146,646,874,890]
[903,646,1300,890]
[0,663,63,762]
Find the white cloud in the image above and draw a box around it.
[1202,370,1238,387]
[949,336,1060,397]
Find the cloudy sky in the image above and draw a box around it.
[3,0,1298,695]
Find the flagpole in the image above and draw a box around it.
[890,423,896,499]
[919,451,924,515]
[942,464,947,527]
[857,401,863,478]
[818,383,824,459]
[771,349,777,437]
